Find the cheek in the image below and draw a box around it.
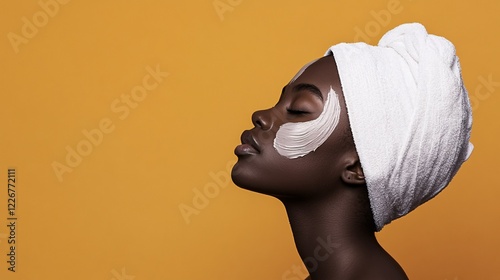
[273,87,341,159]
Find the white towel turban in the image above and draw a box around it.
[325,23,473,231]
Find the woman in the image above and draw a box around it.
[232,23,472,280]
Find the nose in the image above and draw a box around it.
[251,108,273,131]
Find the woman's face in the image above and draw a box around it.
[231,56,353,199]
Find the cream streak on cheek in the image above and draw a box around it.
[273,87,341,159]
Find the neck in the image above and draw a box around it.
[279,187,386,279]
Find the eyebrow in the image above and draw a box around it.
[291,83,324,101]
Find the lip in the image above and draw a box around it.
[234,130,260,156]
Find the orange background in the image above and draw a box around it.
[1,0,499,279]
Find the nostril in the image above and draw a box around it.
[251,110,261,127]
[252,109,270,130]
[255,120,262,127]
[255,118,264,128]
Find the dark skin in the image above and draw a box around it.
[232,56,409,280]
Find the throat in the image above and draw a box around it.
[279,192,405,279]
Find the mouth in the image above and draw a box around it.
[234,130,260,156]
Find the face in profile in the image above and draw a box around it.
[231,56,354,199]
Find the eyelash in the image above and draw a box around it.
[286,108,309,115]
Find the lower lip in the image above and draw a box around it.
[234,144,259,156]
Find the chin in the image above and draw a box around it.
[231,161,261,192]
[232,162,272,195]
[231,161,297,199]
[230,166,247,189]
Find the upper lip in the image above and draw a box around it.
[241,130,260,152]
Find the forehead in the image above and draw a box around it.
[288,56,339,99]
[289,58,319,83]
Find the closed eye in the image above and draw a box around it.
[286,108,309,115]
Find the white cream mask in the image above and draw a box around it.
[273,87,341,159]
